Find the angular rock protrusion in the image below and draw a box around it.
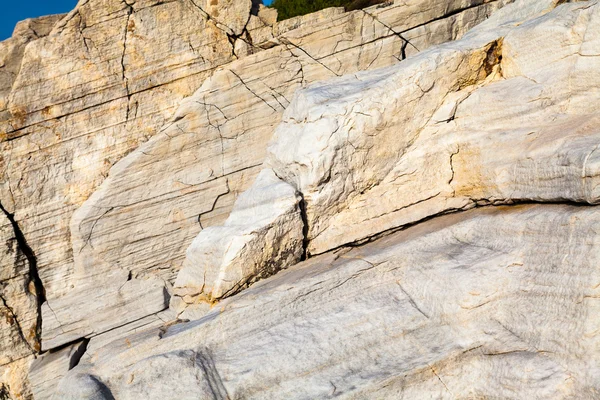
[29,339,89,400]
[266,36,504,254]
[41,278,169,351]
[268,0,600,255]
[172,169,304,316]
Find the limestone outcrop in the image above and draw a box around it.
[267,0,600,255]
[171,168,304,316]
[61,204,600,399]
[42,0,507,355]
[3,0,600,398]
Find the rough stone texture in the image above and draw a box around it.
[28,340,88,400]
[80,311,173,363]
[0,210,38,400]
[0,212,37,364]
[174,0,575,309]
[58,204,600,399]
[0,2,258,392]
[6,0,600,398]
[268,0,600,255]
[172,169,304,316]
[41,278,169,351]
[71,0,509,284]
[50,1,600,397]
[53,373,115,400]
[0,14,66,126]
[0,356,34,400]
[65,0,509,346]
[0,0,247,307]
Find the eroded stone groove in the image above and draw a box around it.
[0,201,44,352]
[58,203,600,398]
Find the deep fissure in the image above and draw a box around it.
[0,201,45,352]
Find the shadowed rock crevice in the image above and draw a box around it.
[195,348,230,400]
[298,193,310,261]
[0,201,44,353]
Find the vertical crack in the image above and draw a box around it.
[0,293,36,354]
[448,146,460,197]
[361,9,420,56]
[121,0,134,122]
[0,201,45,353]
[298,193,310,261]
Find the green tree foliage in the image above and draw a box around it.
[270,0,388,21]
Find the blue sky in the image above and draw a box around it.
[1,0,77,41]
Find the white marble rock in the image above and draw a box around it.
[6,0,600,398]
[58,204,600,399]
[171,169,304,317]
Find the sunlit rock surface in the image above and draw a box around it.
[5,0,600,398]
[50,0,506,358]
[60,204,600,399]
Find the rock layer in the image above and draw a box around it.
[43,0,509,355]
[59,204,600,399]
[4,0,600,398]
[70,0,508,291]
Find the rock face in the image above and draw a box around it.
[57,204,600,399]
[28,340,88,400]
[267,0,600,255]
[39,0,508,358]
[172,169,304,316]
[3,0,600,398]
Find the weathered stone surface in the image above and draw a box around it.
[81,311,173,363]
[0,356,34,400]
[0,210,39,400]
[0,18,64,397]
[58,204,600,399]
[172,169,304,316]
[28,340,88,400]
[172,0,572,309]
[203,0,255,36]
[0,0,244,308]
[41,277,169,350]
[67,0,509,338]
[0,14,65,125]
[268,0,600,255]
[53,373,114,400]
[6,0,600,397]
[0,212,37,365]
